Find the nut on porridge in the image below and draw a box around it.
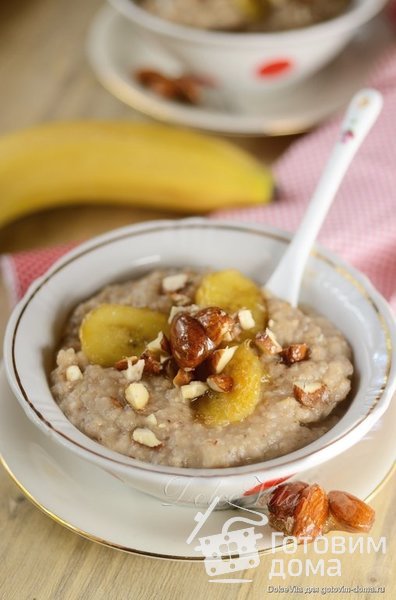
[50,268,353,468]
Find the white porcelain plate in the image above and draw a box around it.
[87,6,392,135]
[0,366,394,560]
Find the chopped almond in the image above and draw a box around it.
[207,374,234,393]
[125,358,145,382]
[162,273,189,293]
[66,365,83,382]
[255,329,282,355]
[173,368,193,387]
[132,427,161,448]
[237,309,256,330]
[125,382,149,410]
[180,381,208,400]
[142,353,163,375]
[281,343,310,366]
[146,413,158,426]
[195,307,235,346]
[206,345,238,374]
[146,331,165,353]
[115,356,138,371]
[293,381,329,407]
[170,292,191,306]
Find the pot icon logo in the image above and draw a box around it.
[186,497,268,582]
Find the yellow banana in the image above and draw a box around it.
[0,121,273,226]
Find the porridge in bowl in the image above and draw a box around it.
[139,0,353,32]
[51,269,353,469]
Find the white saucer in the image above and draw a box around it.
[87,5,392,135]
[0,365,394,560]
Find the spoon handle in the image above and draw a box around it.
[265,88,383,307]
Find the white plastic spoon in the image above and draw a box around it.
[265,88,383,307]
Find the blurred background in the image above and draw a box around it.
[0,0,296,253]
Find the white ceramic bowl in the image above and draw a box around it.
[4,219,396,507]
[109,0,387,96]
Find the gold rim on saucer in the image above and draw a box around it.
[1,453,394,561]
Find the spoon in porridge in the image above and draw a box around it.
[266,88,383,307]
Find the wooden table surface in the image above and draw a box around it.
[0,1,395,599]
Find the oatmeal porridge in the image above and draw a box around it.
[50,269,353,468]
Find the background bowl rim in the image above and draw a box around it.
[108,0,388,47]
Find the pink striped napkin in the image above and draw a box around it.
[2,6,396,310]
[214,42,396,310]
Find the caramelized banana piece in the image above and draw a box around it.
[195,342,263,426]
[79,304,169,367]
[195,269,267,335]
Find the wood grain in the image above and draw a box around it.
[0,1,394,599]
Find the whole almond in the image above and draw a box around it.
[268,481,309,520]
[328,490,375,533]
[292,484,329,541]
[267,482,376,543]
[170,313,216,369]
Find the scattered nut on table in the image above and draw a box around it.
[266,481,375,542]
[135,69,201,105]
